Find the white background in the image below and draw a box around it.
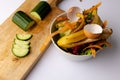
[0,0,120,80]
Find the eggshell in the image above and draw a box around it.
[67,7,81,21]
[84,24,103,39]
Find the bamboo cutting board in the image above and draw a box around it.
[0,0,64,80]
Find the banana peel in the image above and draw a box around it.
[57,28,112,48]
[57,29,87,48]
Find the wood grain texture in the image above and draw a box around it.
[0,0,64,80]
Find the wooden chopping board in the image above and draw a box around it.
[0,0,64,80]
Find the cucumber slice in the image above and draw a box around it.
[12,11,35,31]
[31,1,51,20]
[14,38,30,45]
[12,47,29,58]
[16,34,32,41]
[12,33,33,58]
[13,44,30,49]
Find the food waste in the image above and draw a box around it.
[51,2,113,57]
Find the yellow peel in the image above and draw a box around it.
[57,30,87,48]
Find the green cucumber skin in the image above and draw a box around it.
[31,1,51,20]
[16,34,33,41]
[12,11,35,31]
[12,47,30,58]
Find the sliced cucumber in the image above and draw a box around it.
[12,47,29,58]
[31,1,51,20]
[13,44,30,49]
[12,33,33,58]
[16,34,32,41]
[14,38,30,45]
[12,38,30,57]
[12,11,35,31]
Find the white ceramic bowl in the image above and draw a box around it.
[50,12,92,61]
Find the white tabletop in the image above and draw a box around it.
[0,0,120,80]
